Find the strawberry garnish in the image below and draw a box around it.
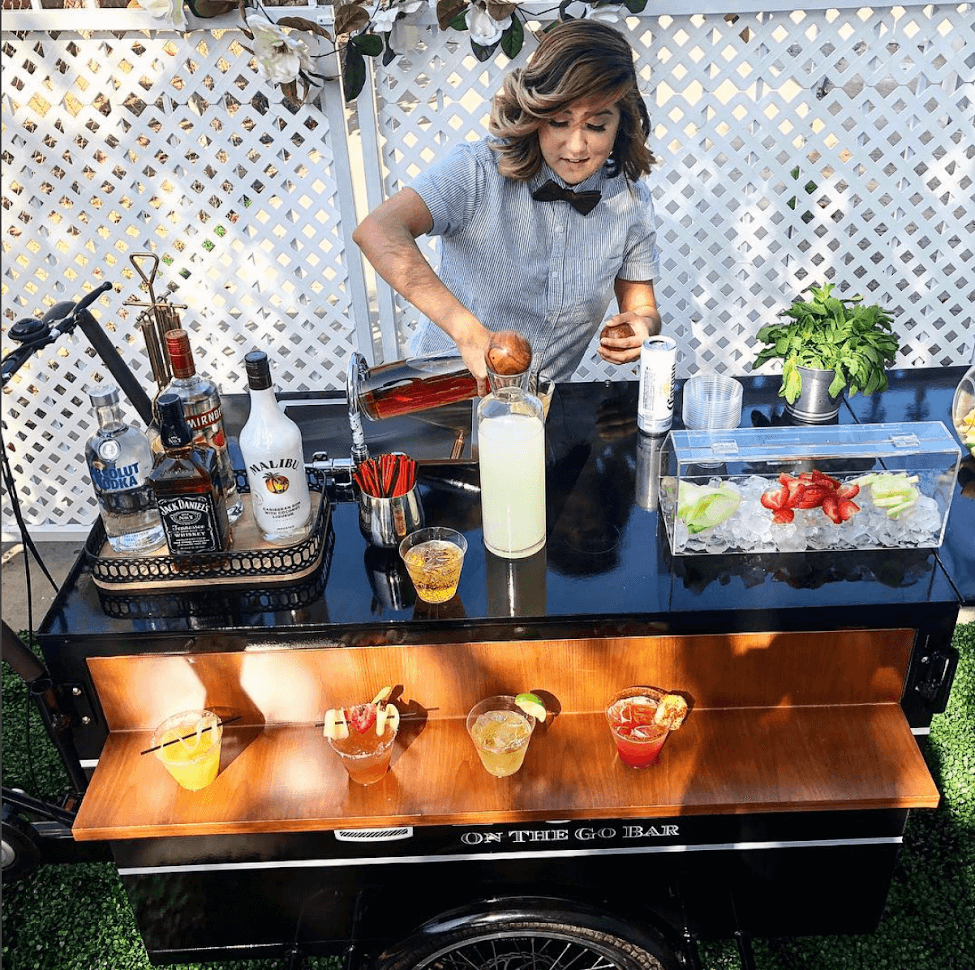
[346,703,377,734]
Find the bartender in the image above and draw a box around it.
[352,20,662,393]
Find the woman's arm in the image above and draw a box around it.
[352,188,492,386]
[598,279,662,365]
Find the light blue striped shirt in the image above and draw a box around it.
[409,138,660,382]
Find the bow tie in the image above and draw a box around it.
[531,179,602,215]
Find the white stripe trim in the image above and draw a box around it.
[118,836,903,876]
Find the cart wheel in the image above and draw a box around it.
[378,917,676,970]
[1,812,41,882]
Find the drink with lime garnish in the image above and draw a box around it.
[466,693,545,777]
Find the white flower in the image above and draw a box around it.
[588,3,623,23]
[142,0,185,29]
[371,0,425,33]
[246,15,315,86]
[466,3,511,46]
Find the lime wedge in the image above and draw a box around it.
[515,692,546,722]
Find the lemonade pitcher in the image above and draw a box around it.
[477,385,546,559]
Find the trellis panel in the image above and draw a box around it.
[2,4,973,534]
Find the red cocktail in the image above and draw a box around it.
[606,687,671,768]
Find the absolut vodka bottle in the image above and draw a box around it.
[85,385,166,554]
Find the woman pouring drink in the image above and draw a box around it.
[352,20,662,393]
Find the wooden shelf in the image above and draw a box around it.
[72,630,939,842]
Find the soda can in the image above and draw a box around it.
[635,430,666,511]
[638,336,677,434]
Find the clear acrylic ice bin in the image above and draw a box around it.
[659,422,961,556]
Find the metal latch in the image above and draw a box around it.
[914,645,959,713]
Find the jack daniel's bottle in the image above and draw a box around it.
[162,329,243,523]
[149,393,232,556]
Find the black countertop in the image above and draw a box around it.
[38,368,969,647]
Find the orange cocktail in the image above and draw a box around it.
[153,710,223,790]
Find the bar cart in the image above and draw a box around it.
[13,369,971,970]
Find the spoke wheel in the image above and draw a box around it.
[380,919,673,970]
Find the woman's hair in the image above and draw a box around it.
[489,20,655,182]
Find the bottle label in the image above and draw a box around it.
[90,460,148,493]
[156,494,223,554]
[246,457,311,533]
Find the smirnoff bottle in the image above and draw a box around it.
[238,351,312,544]
[85,385,166,554]
[162,329,243,523]
[149,393,232,556]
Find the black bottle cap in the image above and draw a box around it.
[244,351,273,391]
[156,393,194,449]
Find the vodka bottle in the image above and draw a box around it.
[238,351,312,544]
[162,329,243,523]
[149,393,232,556]
[85,385,166,554]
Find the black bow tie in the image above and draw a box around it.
[531,179,602,215]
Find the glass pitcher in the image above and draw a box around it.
[477,385,546,559]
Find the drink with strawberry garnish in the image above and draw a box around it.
[606,687,688,768]
[323,687,400,785]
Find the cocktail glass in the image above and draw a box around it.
[327,712,398,786]
[399,527,468,603]
[466,695,535,777]
[605,687,670,768]
[153,709,223,791]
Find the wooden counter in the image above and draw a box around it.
[72,629,940,841]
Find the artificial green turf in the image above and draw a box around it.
[3,626,973,970]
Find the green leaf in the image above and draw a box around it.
[351,32,384,56]
[623,0,648,10]
[343,43,367,101]
[500,16,524,58]
[449,10,469,29]
[471,38,499,61]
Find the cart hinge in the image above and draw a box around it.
[914,644,959,713]
[60,682,99,730]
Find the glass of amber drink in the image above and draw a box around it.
[399,527,467,603]
[153,710,223,791]
[605,687,670,768]
[325,694,400,786]
[466,696,535,777]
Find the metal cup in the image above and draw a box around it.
[357,484,425,549]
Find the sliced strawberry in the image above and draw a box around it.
[772,508,795,524]
[761,484,790,510]
[837,483,860,501]
[346,703,377,734]
[820,494,842,524]
[837,499,860,521]
[793,484,830,509]
[809,469,841,489]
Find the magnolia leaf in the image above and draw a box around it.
[471,38,499,61]
[277,16,333,39]
[280,78,301,107]
[185,0,238,17]
[351,32,384,56]
[623,0,648,11]
[487,1,518,19]
[382,30,397,66]
[500,16,524,58]
[343,43,367,102]
[334,3,371,35]
[558,0,577,18]
[438,0,467,30]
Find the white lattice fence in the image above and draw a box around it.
[2,26,366,534]
[2,4,974,534]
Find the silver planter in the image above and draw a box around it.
[785,365,842,423]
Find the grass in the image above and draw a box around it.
[3,626,973,970]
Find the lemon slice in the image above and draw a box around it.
[323,708,349,741]
[515,692,546,722]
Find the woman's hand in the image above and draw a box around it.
[599,279,661,365]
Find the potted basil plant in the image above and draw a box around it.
[752,283,900,422]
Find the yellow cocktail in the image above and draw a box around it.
[153,710,223,791]
[466,696,536,777]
